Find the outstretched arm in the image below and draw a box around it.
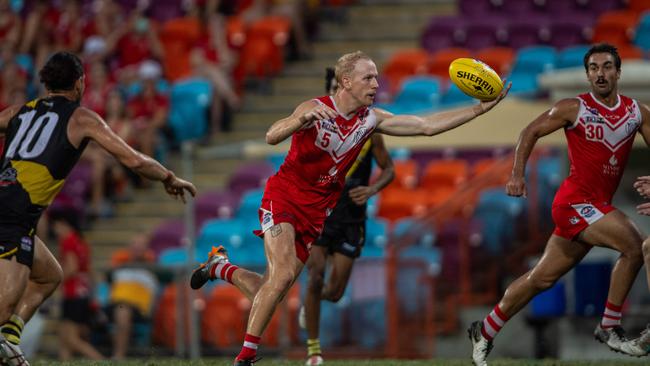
[71,107,196,202]
[375,82,511,136]
[348,134,395,205]
[265,100,338,145]
[506,98,578,197]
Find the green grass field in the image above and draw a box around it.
[28,359,650,366]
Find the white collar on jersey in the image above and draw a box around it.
[329,96,357,121]
[589,92,621,111]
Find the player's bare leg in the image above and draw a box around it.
[577,210,644,354]
[303,246,327,365]
[470,234,589,366]
[14,237,63,323]
[236,223,304,364]
[321,253,355,302]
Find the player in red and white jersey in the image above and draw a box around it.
[190,51,511,365]
[470,44,650,366]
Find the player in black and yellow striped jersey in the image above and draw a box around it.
[0,52,196,365]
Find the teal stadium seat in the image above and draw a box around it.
[557,45,591,69]
[158,247,189,268]
[508,46,557,96]
[379,76,441,114]
[168,78,213,142]
[440,83,475,107]
[473,188,527,254]
[634,13,650,51]
[363,218,389,258]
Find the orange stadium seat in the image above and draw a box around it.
[617,44,644,59]
[378,188,430,221]
[235,16,292,80]
[628,0,650,13]
[428,48,473,78]
[419,159,469,190]
[592,10,639,45]
[472,158,498,177]
[160,18,202,81]
[382,49,429,94]
[475,47,515,76]
[153,284,206,349]
[201,285,249,348]
[385,160,419,191]
[227,16,247,48]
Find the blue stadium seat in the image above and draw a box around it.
[266,152,286,171]
[389,147,412,161]
[634,13,650,51]
[508,46,557,95]
[236,188,265,224]
[196,218,245,255]
[382,76,441,114]
[168,78,212,142]
[536,156,563,217]
[473,188,527,254]
[392,217,436,248]
[363,218,389,258]
[440,83,475,107]
[158,247,189,267]
[556,45,591,69]
[531,281,566,317]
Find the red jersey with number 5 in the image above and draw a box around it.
[553,93,642,206]
[265,95,378,215]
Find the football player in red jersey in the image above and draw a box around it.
[469,43,650,366]
[191,51,510,365]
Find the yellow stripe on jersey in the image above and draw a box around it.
[12,160,65,206]
[346,139,372,178]
[25,99,39,109]
[0,248,18,258]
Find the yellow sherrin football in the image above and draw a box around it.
[449,58,503,101]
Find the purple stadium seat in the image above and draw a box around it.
[506,17,550,49]
[501,0,541,15]
[61,160,93,198]
[549,19,590,49]
[583,0,625,15]
[149,219,186,255]
[195,190,239,230]
[537,0,583,14]
[149,2,183,22]
[227,161,275,199]
[458,0,498,16]
[421,16,464,53]
[463,16,505,50]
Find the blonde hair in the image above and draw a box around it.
[335,51,372,84]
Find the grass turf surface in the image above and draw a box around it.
[30,359,650,365]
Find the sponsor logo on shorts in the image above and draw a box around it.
[580,206,596,218]
[20,236,33,252]
[0,167,17,186]
[569,216,580,225]
[260,208,274,232]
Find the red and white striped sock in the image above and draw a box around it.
[601,301,622,328]
[236,333,261,361]
[209,261,239,284]
[481,304,509,341]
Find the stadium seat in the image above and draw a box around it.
[227,161,275,199]
[633,13,650,50]
[549,18,591,49]
[381,76,441,114]
[266,152,287,171]
[149,219,185,256]
[419,159,469,191]
[501,0,540,15]
[428,48,473,78]
[462,17,504,51]
[235,16,291,80]
[629,0,650,12]
[158,247,189,268]
[382,49,429,94]
[506,16,549,49]
[556,45,591,69]
[348,260,386,349]
[392,217,437,248]
[236,188,265,224]
[458,0,497,15]
[440,83,475,107]
[584,0,626,15]
[508,46,557,95]
[475,47,515,75]
[472,188,527,254]
[617,44,644,60]
[197,218,245,254]
[421,16,464,53]
[168,78,212,142]
[159,17,202,81]
[363,218,390,258]
[201,284,249,348]
[592,10,638,45]
[471,158,497,177]
[195,189,239,229]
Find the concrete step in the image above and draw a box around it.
[243,94,310,113]
[114,200,186,217]
[92,216,165,231]
[233,112,286,131]
[319,21,426,42]
[312,40,419,61]
[345,2,451,23]
[272,75,323,95]
[282,58,341,77]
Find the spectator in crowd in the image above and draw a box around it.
[51,210,104,361]
[0,0,21,51]
[127,61,169,160]
[108,234,158,360]
[106,6,164,70]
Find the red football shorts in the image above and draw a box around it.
[552,201,616,240]
[253,198,326,263]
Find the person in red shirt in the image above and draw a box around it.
[190,50,510,365]
[51,210,103,361]
[469,43,650,366]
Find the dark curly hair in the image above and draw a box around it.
[584,43,621,72]
[39,52,84,91]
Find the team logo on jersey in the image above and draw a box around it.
[569,216,580,225]
[609,155,618,166]
[625,119,640,135]
[580,205,596,218]
[320,118,338,133]
[584,116,605,124]
[20,236,33,252]
[0,167,17,186]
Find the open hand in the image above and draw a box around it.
[349,186,376,205]
[477,81,512,115]
[163,175,197,203]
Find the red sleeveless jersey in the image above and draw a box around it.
[264,95,378,215]
[553,93,642,206]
